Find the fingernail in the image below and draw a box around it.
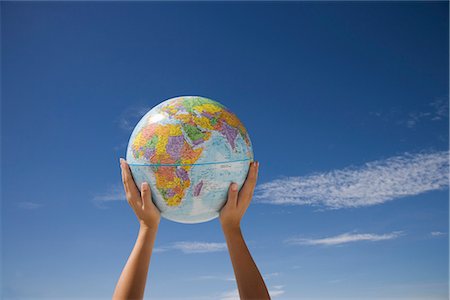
[119,158,125,164]
[231,183,238,191]
[142,182,149,190]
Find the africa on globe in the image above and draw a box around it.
[126,96,254,223]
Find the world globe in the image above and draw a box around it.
[126,96,254,223]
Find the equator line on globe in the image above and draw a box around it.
[126,96,254,224]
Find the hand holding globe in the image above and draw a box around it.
[220,161,260,232]
[119,156,259,232]
[119,158,161,231]
[113,96,270,300]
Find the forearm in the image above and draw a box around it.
[113,226,158,300]
[223,226,270,300]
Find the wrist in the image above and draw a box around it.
[139,223,159,234]
[221,223,241,236]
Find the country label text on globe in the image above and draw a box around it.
[126,96,254,223]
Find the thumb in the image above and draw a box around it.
[226,182,239,208]
[140,182,152,209]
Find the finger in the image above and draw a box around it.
[120,158,141,203]
[120,159,132,206]
[119,159,140,212]
[226,182,239,208]
[238,161,259,204]
[141,182,152,209]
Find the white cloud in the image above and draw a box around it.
[429,97,449,121]
[263,272,281,280]
[191,271,279,283]
[172,242,227,253]
[430,231,446,237]
[155,241,227,254]
[286,231,403,246]
[152,247,168,253]
[220,289,239,300]
[374,96,449,128]
[220,286,285,300]
[328,279,344,284]
[254,151,449,209]
[188,275,235,282]
[401,97,449,127]
[404,111,432,128]
[272,285,285,290]
[117,105,152,130]
[113,141,128,152]
[194,275,220,280]
[270,289,285,297]
[93,184,125,208]
[17,202,43,210]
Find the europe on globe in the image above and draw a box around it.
[126,96,254,223]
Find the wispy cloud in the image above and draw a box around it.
[285,231,403,246]
[269,285,285,297]
[17,201,43,210]
[430,231,446,237]
[220,285,285,300]
[188,275,235,282]
[117,105,152,131]
[92,184,125,208]
[403,111,433,128]
[220,289,240,300]
[152,247,169,253]
[173,241,227,253]
[403,97,449,128]
[155,241,227,254]
[254,151,449,209]
[328,279,344,284]
[271,285,285,290]
[263,272,281,280]
[190,272,279,283]
[429,97,449,121]
[371,96,449,128]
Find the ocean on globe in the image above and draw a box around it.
[126,96,254,223]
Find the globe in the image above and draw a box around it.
[126,96,254,223]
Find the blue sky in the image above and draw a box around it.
[1,2,449,299]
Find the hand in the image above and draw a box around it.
[220,161,259,232]
[120,158,161,230]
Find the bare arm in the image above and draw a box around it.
[113,158,161,300]
[220,161,270,300]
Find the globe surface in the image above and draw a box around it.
[126,96,253,223]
